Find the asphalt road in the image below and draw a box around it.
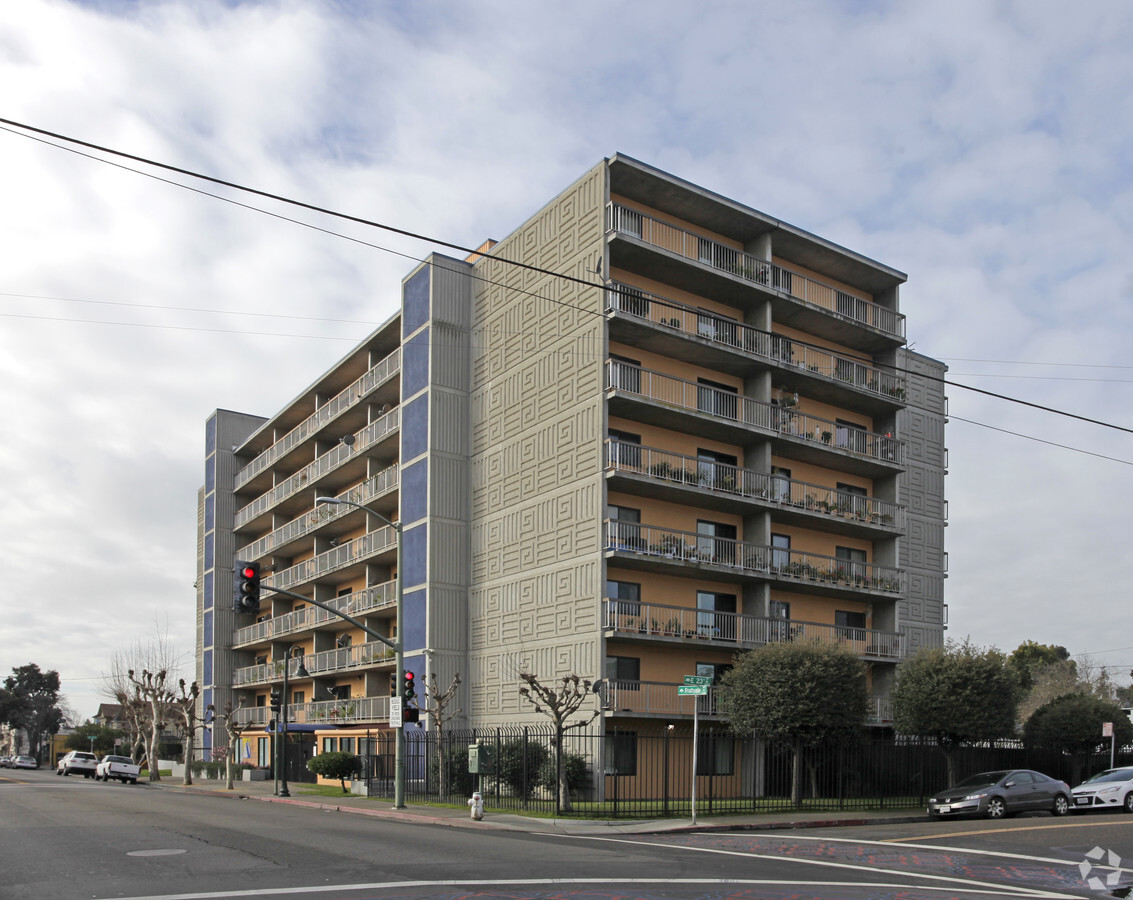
[2,767,1131,900]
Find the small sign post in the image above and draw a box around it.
[1103,722,1114,768]
[389,695,403,729]
[682,676,712,826]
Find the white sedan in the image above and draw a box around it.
[13,756,38,769]
[1071,767,1133,813]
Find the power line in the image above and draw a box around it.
[4,116,1132,443]
[948,415,1133,466]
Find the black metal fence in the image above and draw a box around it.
[354,725,1133,818]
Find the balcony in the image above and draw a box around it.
[264,525,397,593]
[237,465,399,563]
[606,203,905,344]
[235,407,400,530]
[233,641,394,687]
[600,681,892,726]
[606,283,905,412]
[232,580,396,648]
[606,360,904,473]
[232,695,391,728]
[602,600,903,662]
[605,440,904,535]
[604,520,903,595]
[235,349,401,490]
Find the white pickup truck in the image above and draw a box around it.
[95,754,140,784]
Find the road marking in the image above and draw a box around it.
[96,876,1075,900]
[887,819,1133,842]
[541,834,1077,898]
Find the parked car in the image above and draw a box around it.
[928,769,1071,819]
[95,755,140,784]
[0,756,11,767]
[1071,767,1133,813]
[13,756,38,769]
[56,750,98,778]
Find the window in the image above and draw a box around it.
[322,737,337,753]
[837,483,869,517]
[255,694,266,708]
[697,520,737,565]
[836,546,868,582]
[604,731,637,776]
[771,466,792,503]
[696,731,735,776]
[329,685,351,701]
[337,587,352,598]
[605,656,640,689]
[770,599,792,640]
[291,690,304,705]
[835,609,867,642]
[771,533,791,570]
[608,429,642,470]
[607,505,642,551]
[339,737,355,754]
[255,655,268,666]
[336,633,352,649]
[696,661,733,684]
[698,449,738,491]
[697,591,737,640]
[606,580,641,618]
[697,378,738,420]
[836,419,867,453]
[257,737,270,767]
[609,354,641,393]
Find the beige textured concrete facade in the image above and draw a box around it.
[195,155,947,760]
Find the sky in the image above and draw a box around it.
[2,0,1131,720]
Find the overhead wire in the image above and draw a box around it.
[2,116,1131,458]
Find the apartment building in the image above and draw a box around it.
[195,154,947,766]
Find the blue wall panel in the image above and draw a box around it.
[403,267,430,336]
[403,327,430,398]
[402,589,426,652]
[401,459,427,525]
[401,395,429,462]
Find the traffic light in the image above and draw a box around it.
[234,561,261,615]
[402,670,417,705]
[269,689,281,712]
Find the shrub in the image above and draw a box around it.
[495,738,550,800]
[307,751,361,793]
[428,744,476,798]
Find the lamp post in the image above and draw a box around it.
[277,647,309,798]
[315,495,405,809]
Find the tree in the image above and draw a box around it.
[217,701,253,790]
[65,723,126,757]
[2,664,64,759]
[517,671,600,811]
[422,672,462,800]
[307,751,361,793]
[1008,641,1072,693]
[716,640,868,802]
[1024,694,1133,785]
[892,638,1018,786]
[169,680,205,786]
[1015,659,1079,727]
[127,669,175,781]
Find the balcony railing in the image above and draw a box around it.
[607,203,905,340]
[233,580,396,647]
[232,695,391,728]
[238,465,399,563]
[604,520,903,594]
[265,526,397,592]
[602,600,903,661]
[607,283,905,402]
[236,349,400,489]
[605,440,903,530]
[601,681,892,725]
[606,360,904,467]
[235,407,400,529]
[233,642,394,687]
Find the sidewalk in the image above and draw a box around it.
[148,775,926,835]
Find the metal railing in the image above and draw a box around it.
[601,600,903,661]
[605,440,903,530]
[233,642,394,687]
[235,407,400,528]
[235,349,400,488]
[233,580,397,646]
[606,360,904,467]
[231,694,391,727]
[264,526,397,592]
[607,203,905,339]
[238,465,399,563]
[604,520,903,594]
[606,283,905,401]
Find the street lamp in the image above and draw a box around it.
[315,495,405,809]
[277,646,309,798]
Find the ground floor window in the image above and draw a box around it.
[604,731,637,776]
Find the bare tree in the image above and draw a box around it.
[422,672,461,799]
[169,680,205,786]
[128,670,174,782]
[218,701,252,790]
[517,671,600,811]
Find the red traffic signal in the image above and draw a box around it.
[234,560,261,615]
[402,670,417,703]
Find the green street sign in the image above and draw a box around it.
[683,675,712,686]
[678,685,708,695]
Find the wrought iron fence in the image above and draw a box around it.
[351,725,1133,818]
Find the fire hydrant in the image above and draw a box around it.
[468,791,483,820]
